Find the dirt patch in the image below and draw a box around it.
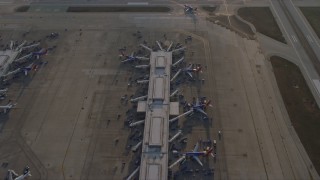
[15,5,30,12]
[201,6,217,15]
[270,56,320,174]
[67,6,170,13]
[238,7,286,44]
[206,15,255,40]
[300,7,320,39]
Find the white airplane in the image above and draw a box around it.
[170,142,214,168]
[0,101,17,113]
[6,166,31,180]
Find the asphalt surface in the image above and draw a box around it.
[0,0,319,179]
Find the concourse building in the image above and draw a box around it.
[137,50,178,180]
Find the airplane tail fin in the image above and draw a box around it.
[194,66,202,73]
[204,100,213,108]
[203,147,214,157]
[207,100,212,106]
[119,51,125,57]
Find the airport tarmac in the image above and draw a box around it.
[0,1,319,180]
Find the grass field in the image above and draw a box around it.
[270,56,320,174]
[238,7,286,44]
[300,7,320,39]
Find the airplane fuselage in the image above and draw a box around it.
[185,148,213,157]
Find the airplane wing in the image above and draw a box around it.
[196,108,207,116]
[186,71,193,78]
[193,142,199,152]
[192,156,203,166]
[121,58,131,63]
[136,56,149,60]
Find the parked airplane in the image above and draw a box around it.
[21,63,37,76]
[182,64,202,78]
[32,48,48,59]
[188,98,212,116]
[120,51,149,63]
[0,100,17,113]
[184,4,197,14]
[171,64,202,81]
[6,166,31,180]
[175,142,214,167]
